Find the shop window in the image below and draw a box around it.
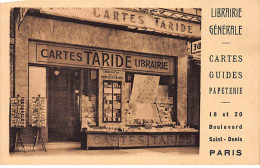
[81,69,98,128]
[103,81,122,122]
[124,72,176,127]
[28,66,47,126]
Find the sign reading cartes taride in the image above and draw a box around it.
[29,41,174,75]
[85,134,197,147]
[40,8,201,38]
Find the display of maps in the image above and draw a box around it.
[129,74,160,104]
[128,74,160,122]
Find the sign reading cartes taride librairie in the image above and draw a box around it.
[29,41,174,75]
[40,8,201,38]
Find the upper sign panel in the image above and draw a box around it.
[40,8,201,38]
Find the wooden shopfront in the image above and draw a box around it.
[28,41,180,142]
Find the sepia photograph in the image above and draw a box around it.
[9,7,201,155]
[1,0,260,165]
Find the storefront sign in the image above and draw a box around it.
[190,40,201,54]
[100,70,124,81]
[85,133,197,148]
[29,42,174,75]
[40,8,201,38]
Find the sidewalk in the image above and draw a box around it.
[10,142,199,156]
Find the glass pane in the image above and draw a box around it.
[112,81,121,122]
[29,66,47,126]
[81,69,98,128]
[104,81,113,122]
[103,81,122,122]
[124,72,177,126]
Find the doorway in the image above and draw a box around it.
[48,67,81,142]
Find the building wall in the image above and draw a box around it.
[187,61,200,128]
[15,15,188,127]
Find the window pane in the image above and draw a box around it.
[125,72,177,127]
[81,69,98,128]
[29,66,46,126]
[103,81,122,122]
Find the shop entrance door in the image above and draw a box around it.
[48,68,81,142]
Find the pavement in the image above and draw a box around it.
[10,142,199,156]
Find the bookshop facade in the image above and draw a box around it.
[10,8,201,151]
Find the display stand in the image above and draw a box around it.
[14,128,26,153]
[31,94,47,152]
[11,95,27,153]
[33,127,47,152]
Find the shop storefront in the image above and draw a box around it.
[10,8,201,151]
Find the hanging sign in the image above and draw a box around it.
[40,8,201,38]
[100,70,124,81]
[29,41,174,75]
[190,40,201,54]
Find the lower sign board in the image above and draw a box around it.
[87,134,118,147]
[84,133,197,148]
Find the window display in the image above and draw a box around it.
[156,97,174,126]
[81,69,98,129]
[10,97,27,128]
[31,95,47,127]
[81,69,181,132]
[103,81,122,122]
[81,95,96,128]
[81,71,189,135]
[124,73,176,128]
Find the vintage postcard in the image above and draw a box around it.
[0,0,259,165]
